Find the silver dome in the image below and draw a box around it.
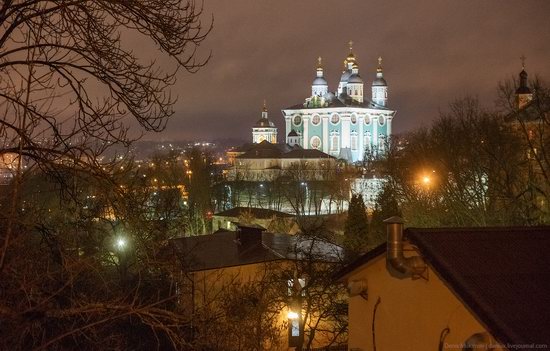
[372,77,387,86]
[312,76,328,86]
[340,70,351,82]
[348,73,363,84]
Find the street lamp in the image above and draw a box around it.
[115,237,127,251]
[422,175,431,185]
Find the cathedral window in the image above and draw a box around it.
[312,115,320,125]
[330,135,339,152]
[310,136,321,150]
[364,133,371,151]
[364,116,371,125]
[293,115,302,126]
[379,115,385,126]
[351,114,357,124]
[331,114,340,124]
[379,134,386,152]
[351,135,358,150]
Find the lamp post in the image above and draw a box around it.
[418,170,436,190]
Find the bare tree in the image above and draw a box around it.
[376,95,549,227]
[0,1,210,349]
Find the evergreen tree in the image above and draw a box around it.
[370,182,401,246]
[344,194,369,254]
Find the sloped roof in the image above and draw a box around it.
[214,207,294,219]
[254,117,275,128]
[170,231,344,272]
[237,140,283,159]
[407,226,550,346]
[280,148,334,159]
[228,143,254,153]
[236,141,332,160]
[335,226,550,345]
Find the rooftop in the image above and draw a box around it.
[170,229,344,272]
[336,225,550,345]
[214,207,294,219]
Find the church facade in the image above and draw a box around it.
[282,43,396,163]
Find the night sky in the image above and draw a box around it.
[148,0,550,142]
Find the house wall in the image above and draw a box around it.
[182,262,343,350]
[345,251,503,351]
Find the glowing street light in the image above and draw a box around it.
[115,237,127,251]
[422,175,431,185]
[419,170,436,189]
[287,311,299,320]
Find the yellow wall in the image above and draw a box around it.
[344,249,502,351]
[184,261,343,350]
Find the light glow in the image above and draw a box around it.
[288,311,299,320]
[115,238,127,250]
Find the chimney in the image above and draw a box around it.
[384,216,426,278]
[235,223,266,249]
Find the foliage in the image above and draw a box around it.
[373,83,550,227]
[370,182,401,247]
[0,1,210,349]
[343,194,369,254]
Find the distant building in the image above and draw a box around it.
[506,61,549,222]
[282,42,396,162]
[169,224,345,350]
[515,58,534,110]
[229,140,336,182]
[252,101,278,144]
[336,218,550,350]
[212,206,299,234]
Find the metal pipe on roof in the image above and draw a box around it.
[384,216,426,278]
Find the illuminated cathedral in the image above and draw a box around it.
[282,42,396,162]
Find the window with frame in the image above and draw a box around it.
[287,278,306,297]
[331,114,340,124]
[364,133,371,150]
[293,115,302,126]
[331,135,339,152]
[364,116,371,125]
[312,114,320,125]
[351,134,358,150]
[310,136,321,149]
[379,134,386,152]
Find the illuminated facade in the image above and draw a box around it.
[252,101,277,144]
[283,42,396,162]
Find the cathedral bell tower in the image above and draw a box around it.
[252,100,277,144]
[311,57,328,97]
[372,57,388,107]
[516,56,533,110]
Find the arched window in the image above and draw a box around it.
[331,114,340,125]
[364,116,371,125]
[330,133,339,152]
[364,132,371,151]
[379,134,386,152]
[310,136,321,150]
[351,133,358,151]
[293,115,302,126]
[312,114,320,125]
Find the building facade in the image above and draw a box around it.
[283,43,396,163]
[252,101,277,144]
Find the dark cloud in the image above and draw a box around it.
[145,0,550,141]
